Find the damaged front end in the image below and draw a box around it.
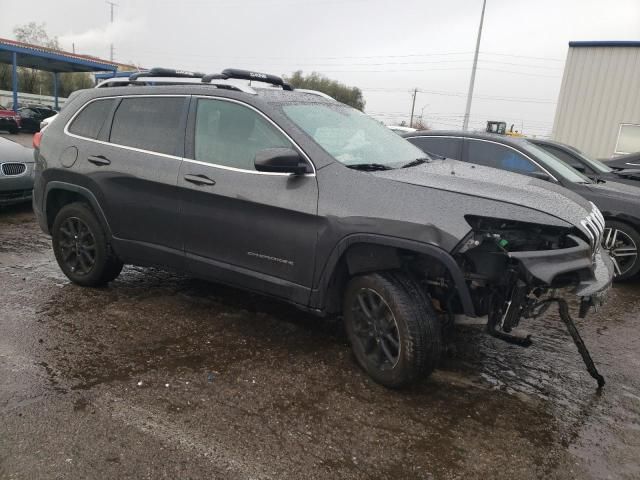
[454,208,613,387]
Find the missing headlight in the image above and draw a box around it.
[462,215,573,252]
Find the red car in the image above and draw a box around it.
[0,106,21,134]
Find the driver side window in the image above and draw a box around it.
[194,99,293,171]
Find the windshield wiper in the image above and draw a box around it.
[346,163,393,171]
[401,157,432,169]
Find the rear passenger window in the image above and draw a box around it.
[109,97,186,156]
[411,137,462,159]
[68,99,115,139]
[466,140,540,174]
[194,98,292,171]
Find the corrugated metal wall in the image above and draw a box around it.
[552,46,640,159]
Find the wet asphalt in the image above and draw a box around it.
[1,203,639,480]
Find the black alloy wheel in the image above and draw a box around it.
[344,272,441,388]
[58,216,97,276]
[52,202,123,286]
[350,288,401,371]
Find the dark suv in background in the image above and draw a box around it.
[405,131,640,281]
[34,69,612,388]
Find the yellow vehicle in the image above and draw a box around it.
[486,120,524,137]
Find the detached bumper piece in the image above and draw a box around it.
[489,243,612,388]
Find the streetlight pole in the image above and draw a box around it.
[106,1,118,62]
[462,0,486,131]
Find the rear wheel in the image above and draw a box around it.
[52,202,123,286]
[343,272,441,388]
[602,220,640,281]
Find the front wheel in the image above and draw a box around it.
[602,220,640,281]
[343,272,441,388]
[52,202,123,286]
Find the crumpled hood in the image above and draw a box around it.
[372,158,593,228]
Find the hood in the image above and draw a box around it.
[604,154,640,170]
[0,137,34,163]
[612,169,640,180]
[583,180,640,200]
[371,158,593,227]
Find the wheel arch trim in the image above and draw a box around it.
[311,233,475,316]
[44,181,112,237]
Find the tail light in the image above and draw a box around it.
[33,131,42,149]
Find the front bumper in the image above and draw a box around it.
[0,162,34,206]
[509,236,613,306]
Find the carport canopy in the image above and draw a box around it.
[0,37,118,111]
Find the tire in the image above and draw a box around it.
[343,272,441,388]
[603,220,640,281]
[52,202,123,286]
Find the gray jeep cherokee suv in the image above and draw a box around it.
[33,69,613,388]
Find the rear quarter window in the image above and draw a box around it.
[109,97,186,156]
[68,98,116,139]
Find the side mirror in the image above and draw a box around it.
[528,171,551,182]
[571,163,586,173]
[254,148,311,175]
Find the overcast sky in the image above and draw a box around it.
[1,0,639,135]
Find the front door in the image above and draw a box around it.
[179,97,319,304]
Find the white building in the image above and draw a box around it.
[552,41,640,159]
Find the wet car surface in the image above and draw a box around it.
[1,204,639,479]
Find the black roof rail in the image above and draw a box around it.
[129,68,206,81]
[202,68,293,91]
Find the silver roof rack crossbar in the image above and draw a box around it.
[202,68,293,91]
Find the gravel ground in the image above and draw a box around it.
[1,203,639,479]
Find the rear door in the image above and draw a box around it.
[408,135,463,160]
[179,96,319,304]
[68,95,189,268]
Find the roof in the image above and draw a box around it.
[0,37,118,72]
[403,129,535,148]
[569,41,640,48]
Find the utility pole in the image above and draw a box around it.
[462,0,486,131]
[409,88,417,128]
[106,1,117,62]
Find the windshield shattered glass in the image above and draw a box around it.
[282,103,426,168]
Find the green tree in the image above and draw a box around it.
[284,71,365,111]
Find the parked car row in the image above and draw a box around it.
[0,103,57,134]
[403,131,640,280]
[29,68,616,390]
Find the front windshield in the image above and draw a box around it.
[571,147,613,173]
[523,142,593,183]
[282,103,427,167]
